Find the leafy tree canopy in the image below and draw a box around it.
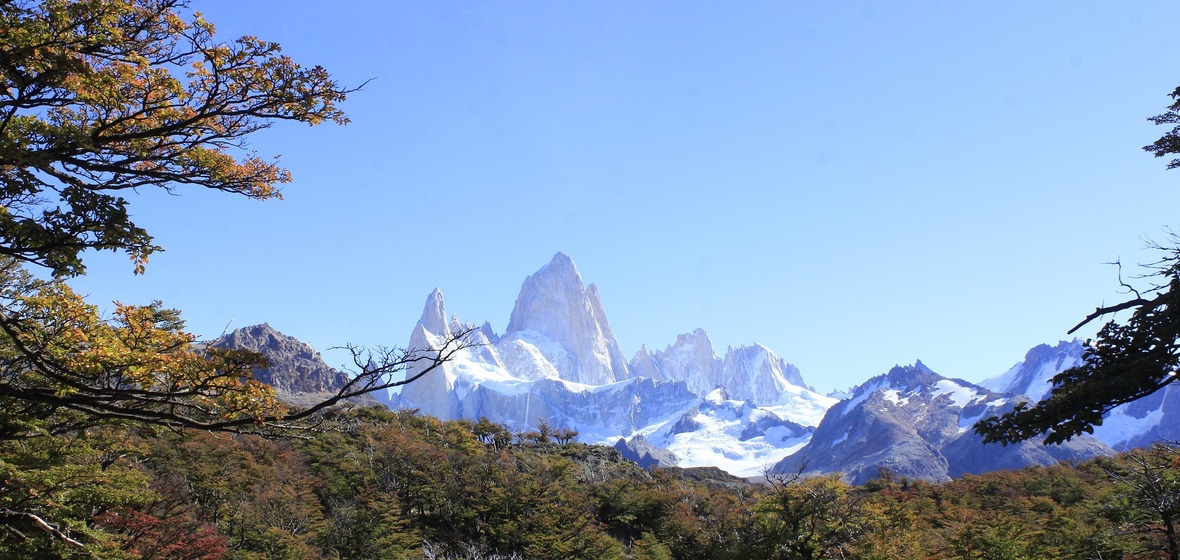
[0,0,476,551]
[976,87,1180,445]
[0,0,472,438]
[0,0,352,277]
[1144,86,1180,170]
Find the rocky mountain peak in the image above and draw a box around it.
[419,288,449,336]
[981,340,1085,401]
[882,360,940,392]
[781,359,1108,485]
[212,324,347,396]
[503,253,630,385]
[719,343,810,404]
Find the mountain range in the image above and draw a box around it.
[215,253,1176,481]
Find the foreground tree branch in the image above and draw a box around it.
[0,2,461,550]
[0,260,478,438]
[974,82,1180,446]
[0,508,84,548]
[0,0,357,277]
[976,236,1180,446]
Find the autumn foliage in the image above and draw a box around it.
[0,405,1171,560]
[0,0,352,277]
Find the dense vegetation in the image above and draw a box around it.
[7,403,1180,560]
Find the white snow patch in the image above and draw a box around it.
[934,380,980,409]
[840,380,886,416]
[831,430,850,446]
[1092,405,1166,449]
[882,389,910,407]
[761,393,837,427]
[631,393,822,478]
[1024,361,1069,402]
[958,405,994,434]
[664,424,812,478]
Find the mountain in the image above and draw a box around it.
[629,329,717,391]
[503,252,631,385]
[210,323,357,407]
[980,340,1086,401]
[627,328,811,405]
[778,361,1110,485]
[981,339,1180,451]
[212,323,347,393]
[394,253,835,477]
[395,270,702,439]
[212,254,1180,483]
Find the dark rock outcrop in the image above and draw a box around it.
[212,323,349,399]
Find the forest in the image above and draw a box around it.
[3,403,1179,560]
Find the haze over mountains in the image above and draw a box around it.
[218,253,1179,480]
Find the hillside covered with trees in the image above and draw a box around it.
[6,403,1180,560]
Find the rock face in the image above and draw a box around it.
[504,253,631,385]
[395,289,471,420]
[395,284,703,438]
[719,344,809,404]
[630,329,721,395]
[212,323,348,395]
[627,329,810,406]
[779,361,1110,485]
[614,435,678,469]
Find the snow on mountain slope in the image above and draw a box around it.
[976,339,1180,450]
[980,340,1085,401]
[629,329,719,395]
[628,328,813,406]
[393,254,839,477]
[780,361,1110,484]
[632,389,821,478]
[719,343,810,404]
[391,253,1128,481]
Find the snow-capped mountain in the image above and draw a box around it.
[395,253,834,474]
[503,252,630,386]
[629,329,717,392]
[778,361,1110,484]
[981,340,1180,451]
[628,328,812,406]
[214,254,1180,482]
[980,340,1086,402]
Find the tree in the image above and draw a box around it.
[0,425,155,558]
[0,0,352,277]
[0,0,475,436]
[975,85,1180,445]
[1098,443,1180,560]
[0,258,471,438]
[0,0,471,550]
[753,464,874,560]
[1144,85,1180,170]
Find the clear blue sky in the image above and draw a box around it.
[68,2,1180,394]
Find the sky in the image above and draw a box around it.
[67,1,1180,394]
